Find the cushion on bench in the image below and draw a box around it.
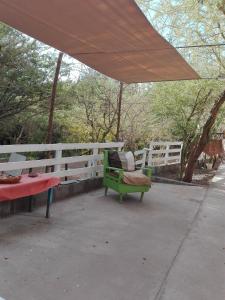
[123,170,151,186]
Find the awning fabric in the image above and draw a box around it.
[0,0,199,83]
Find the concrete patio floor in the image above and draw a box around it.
[0,174,225,300]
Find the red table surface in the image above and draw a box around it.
[0,174,60,201]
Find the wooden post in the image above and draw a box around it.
[116,81,124,141]
[165,143,170,165]
[54,148,62,173]
[142,149,147,168]
[92,148,98,177]
[46,52,63,145]
[147,143,153,167]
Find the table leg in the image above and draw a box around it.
[10,201,15,214]
[46,188,53,218]
[28,196,33,212]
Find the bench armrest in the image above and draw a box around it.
[136,166,152,177]
[142,167,152,177]
[105,166,124,181]
[106,166,123,172]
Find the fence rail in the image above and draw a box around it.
[147,141,183,166]
[0,142,124,180]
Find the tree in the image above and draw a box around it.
[138,0,225,181]
[137,0,225,79]
[72,70,118,142]
[119,83,154,150]
[150,80,224,176]
[0,24,52,123]
[183,90,225,181]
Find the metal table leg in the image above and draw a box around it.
[46,188,53,218]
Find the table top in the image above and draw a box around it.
[0,174,60,201]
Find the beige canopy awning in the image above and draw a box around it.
[0,0,199,83]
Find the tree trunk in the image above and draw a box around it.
[46,52,63,144]
[116,81,124,141]
[15,125,25,144]
[183,89,225,182]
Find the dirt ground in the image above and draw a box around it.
[191,168,217,185]
[160,167,218,186]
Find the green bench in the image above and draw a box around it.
[103,150,152,202]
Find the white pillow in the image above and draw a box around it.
[125,151,135,171]
[118,151,135,171]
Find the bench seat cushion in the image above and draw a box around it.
[123,170,151,186]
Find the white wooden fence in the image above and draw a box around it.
[0,141,183,180]
[148,141,183,166]
[134,141,183,167]
[0,142,124,180]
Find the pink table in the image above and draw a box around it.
[0,174,60,218]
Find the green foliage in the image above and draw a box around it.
[69,70,119,142]
[151,80,224,138]
[0,24,54,123]
[150,79,224,172]
[137,0,225,78]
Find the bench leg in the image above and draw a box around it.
[140,192,144,202]
[46,188,53,218]
[119,194,123,203]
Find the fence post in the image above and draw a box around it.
[142,149,147,168]
[165,143,170,165]
[92,148,99,177]
[54,149,62,172]
[147,144,153,166]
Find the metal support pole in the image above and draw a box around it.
[46,188,53,218]
[116,81,124,141]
